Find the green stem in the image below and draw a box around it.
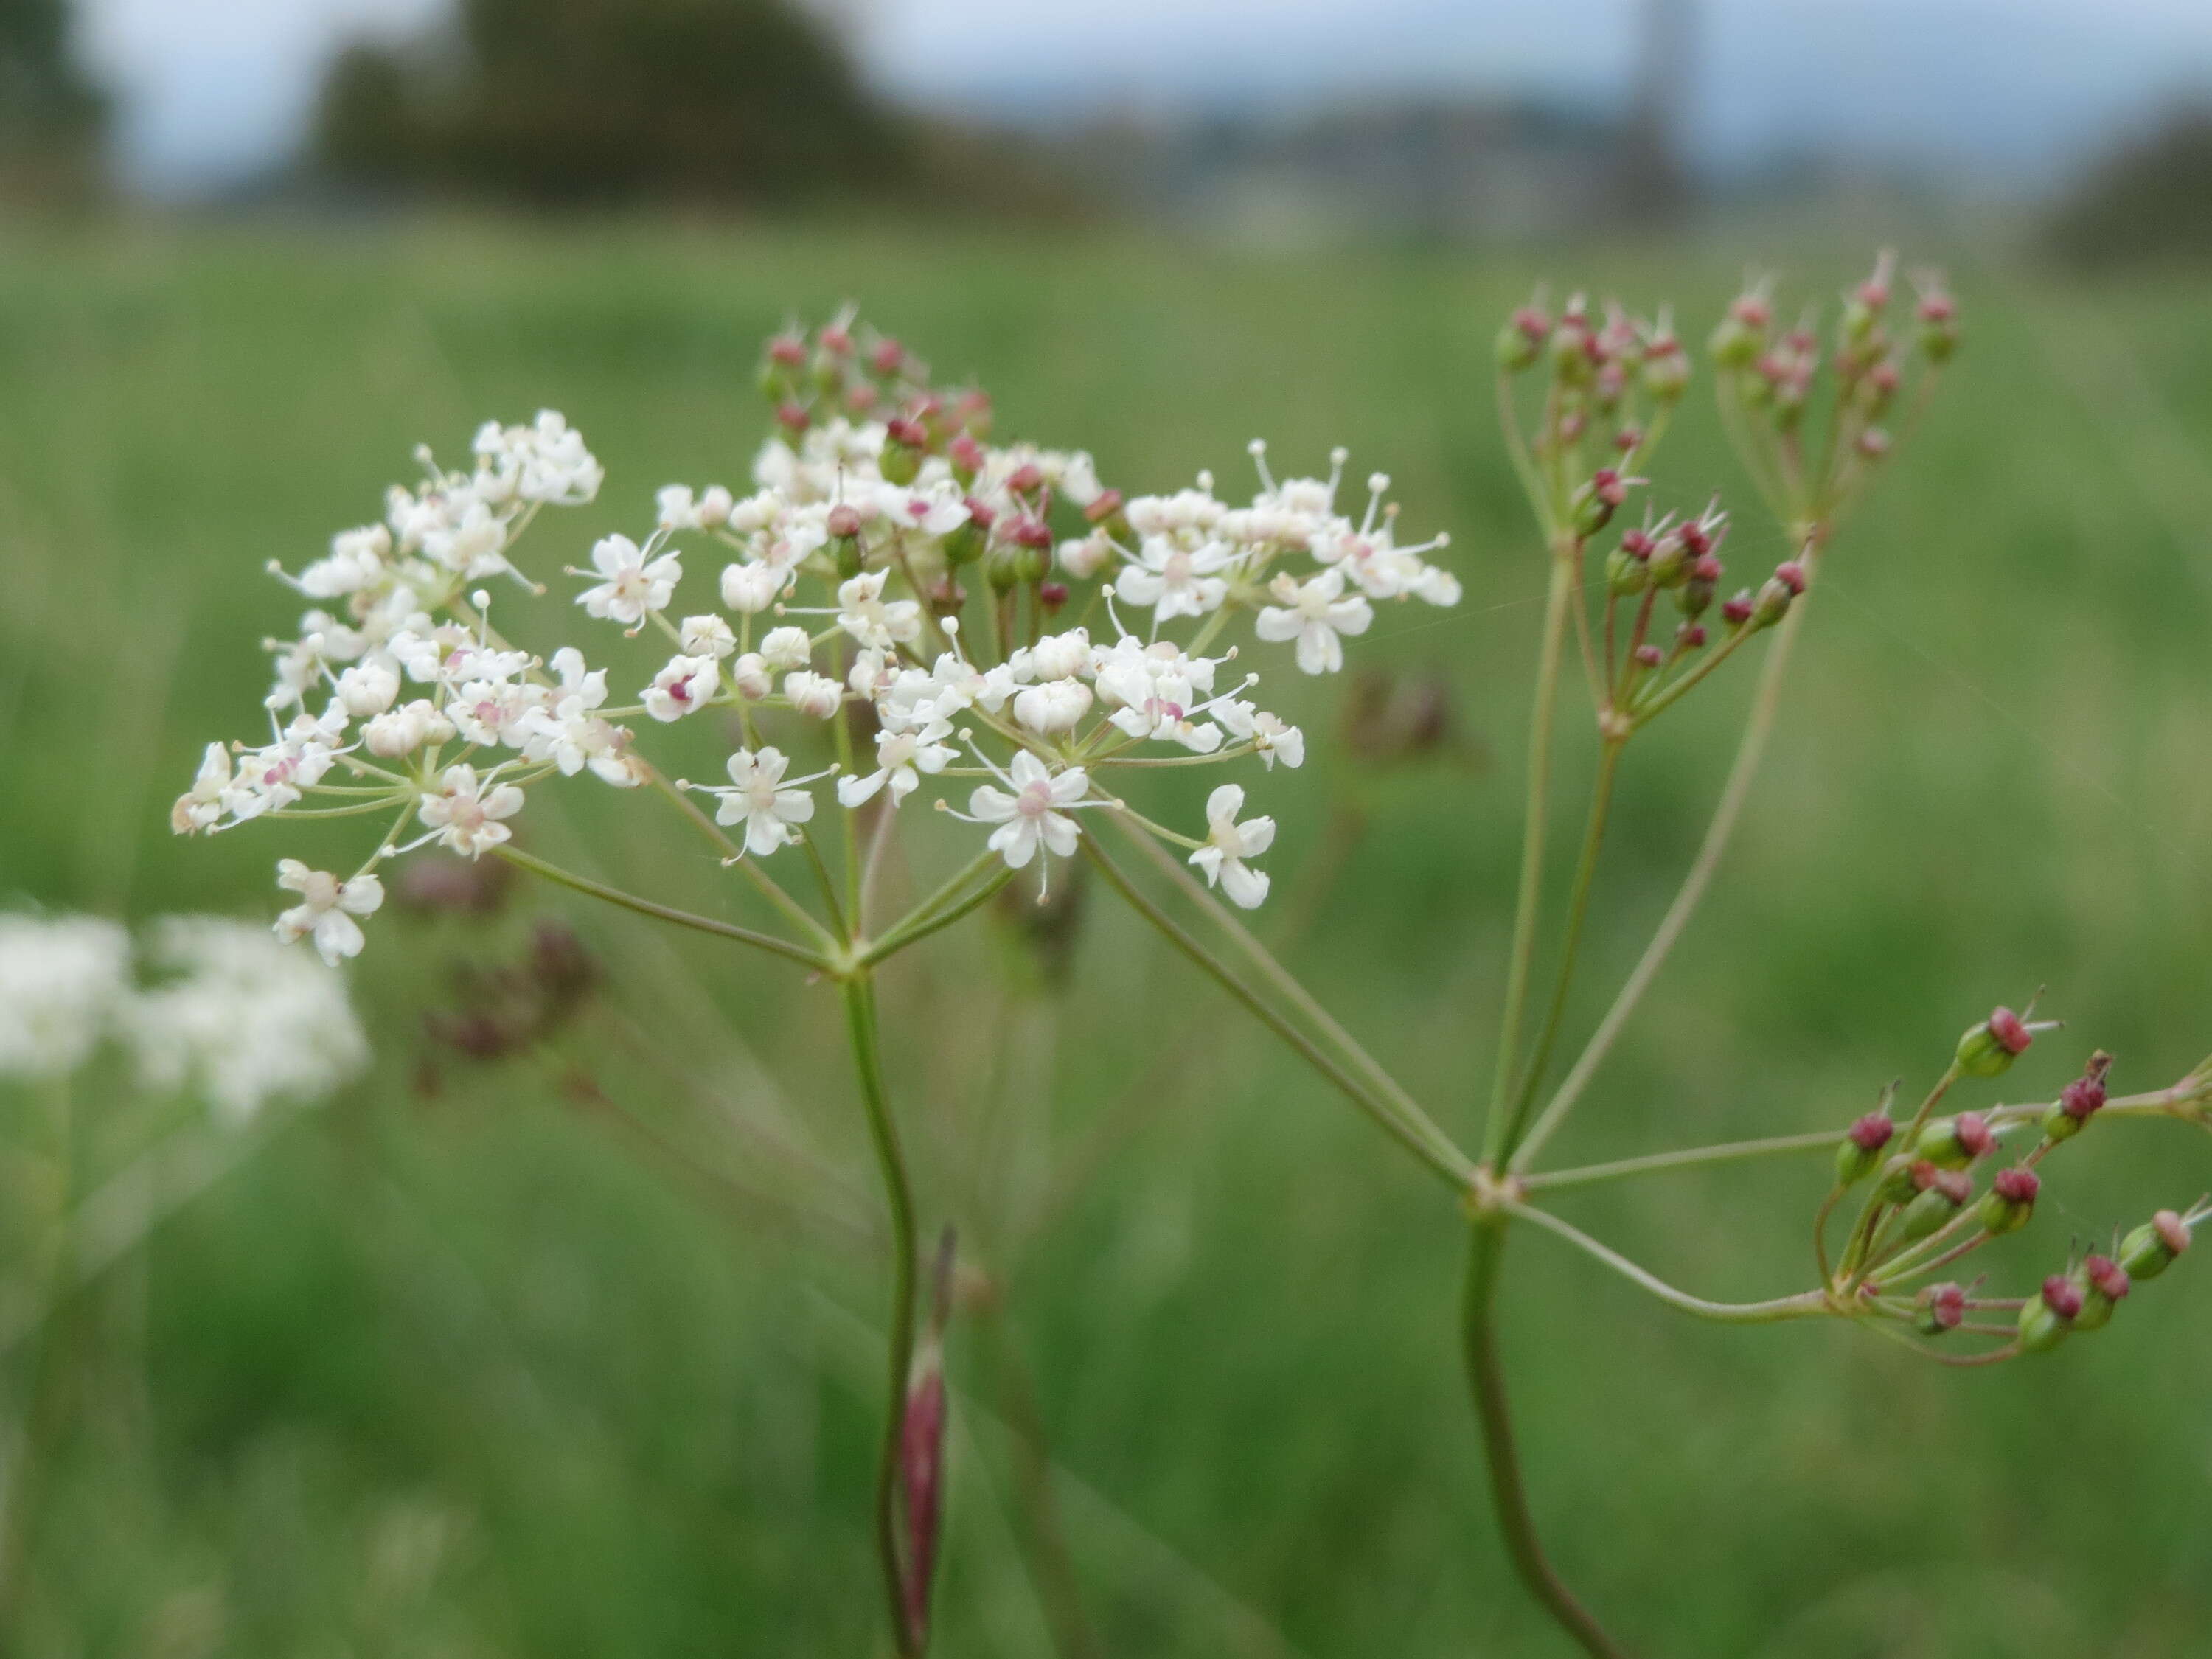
[1520,1128,1843,1193]
[1461,1222,1634,1659]
[490,845,831,972]
[1082,838,1474,1189]
[1107,814,1469,1179]
[1501,741,1622,1151]
[1512,541,1826,1173]
[1503,1201,1833,1324]
[860,865,1020,968]
[1484,546,1579,1164]
[841,976,925,1658]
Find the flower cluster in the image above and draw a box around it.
[177,311,1461,959]
[0,912,367,1121]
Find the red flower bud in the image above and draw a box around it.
[1084,488,1124,526]
[1992,1166,2039,1204]
[2039,1273,2084,1321]
[886,416,928,450]
[1614,425,1644,453]
[1677,622,1707,649]
[1632,643,1663,668]
[1917,1281,1966,1333]
[767,333,807,366]
[948,433,986,477]
[2085,1254,2131,1302]
[1039,580,1070,611]
[826,504,863,539]
[1774,560,1806,596]
[1954,1112,1994,1160]
[2061,1051,2111,1120]
[1721,590,1755,626]
[1988,1006,2032,1054]
[775,402,810,435]
[1005,462,1045,495]
[1006,515,1053,551]
[1849,1113,1895,1152]
[870,338,905,376]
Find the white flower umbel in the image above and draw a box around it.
[175,321,1458,959]
[272,860,386,965]
[124,917,369,1123]
[0,914,133,1078]
[1188,785,1276,909]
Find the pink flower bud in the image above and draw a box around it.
[826,504,863,539]
[767,334,807,366]
[1006,515,1053,551]
[2157,1209,2192,1256]
[2039,1273,2084,1321]
[886,416,928,450]
[1614,425,1644,453]
[1916,1281,1966,1334]
[1722,590,1755,627]
[1084,487,1124,526]
[871,338,905,376]
[2061,1051,2111,1120]
[1857,428,1891,459]
[819,323,853,355]
[1992,1166,2039,1204]
[775,402,810,435]
[2085,1255,2130,1302]
[1774,560,1807,597]
[1039,580,1070,612]
[1633,643,1663,668]
[1005,462,1044,495]
[948,433,986,479]
[1955,1112,1994,1160]
[1989,1007,2031,1054]
[1850,1113,1895,1152]
[1677,622,1707,649]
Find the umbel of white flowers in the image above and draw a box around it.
[0,911,368,1121]
[173,319,1462,963]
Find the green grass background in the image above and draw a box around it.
[1,218,2210,1658]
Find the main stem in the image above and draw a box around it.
[1485,546,1579,1165]
[1461,1222,1632,1659]
[841,975,925,1658]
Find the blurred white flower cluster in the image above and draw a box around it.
[174,312,1461,959]
[0,912,367,1121]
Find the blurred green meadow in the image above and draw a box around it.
[2,217,2211,1658]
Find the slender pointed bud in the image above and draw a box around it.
[2020,1273,2082,1353]
[1572,469,1630,536]
[1877,1154,1928,1206]
[1899,1167,1972,1242]
[1915,279,1959,363]
[1837,1110,1896,1186]
[1916,1281,1966,1335]
[1750,563,1802,627]
[2070,1253,2131,1332]
[1721,588,1756,630]
[1978,1166,2040,1234]
[1498,304,1549,372]
[880,417,927,487]
[1677,553,1722,619]
[1642,331,1689,402]
[1607,528,1655,596]
[2119,1210,2191,1281]
[948,431,986,487]
[1710,291,1770,369]
[942,497,992,567]
[1915,1110,1994,1170]
[1646,529,1690,589]
[1957,1005,2038,1078]
[2044,1051,2112,1143]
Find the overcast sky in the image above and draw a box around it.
[77,0,2212,195]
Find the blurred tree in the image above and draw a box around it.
[2044,104,2212,270]
[314,0,908,206]
[0,0,107,203]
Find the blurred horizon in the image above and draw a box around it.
[73,0,2212,202]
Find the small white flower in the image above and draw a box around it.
[1013,678,1093,736]
[849,647,891,698]
[874,480,970,537]
[720,560,787,614]
[961,750,1095,871]
[575,534,681,625]
[835,570,925,652]
[420,495,512,580]
[274,860,386,964]
[1013,627,1092,683]
[838,720,955,809]
[1115,535,1232,622]
[1057,532,1115,580]
[1188,784,1274,908]
[678,613,737,659]
[1217,700,1305,768]
[783,670,844,720]
[642,653,721,722]
[334,658,400,717]
[415,765,525,858]
[759,625,815,671]
[1254,568,1371,675]
[448,678,540,749]
[171,742,234,834]
[698,747,826,858]
[731,652,773,700]
[362,698,454,759]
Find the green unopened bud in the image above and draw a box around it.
[1497,307,1547,372]
[1976,1166,2040,1235]
[1899,1168,1971,1241]
[2119,1210,2191,1281]
[1876,1155,1925,1206]
[1571,469,1630,537]
[2019,1273,2082,1354]
[1955,1005,2039,1079]
[1836,1110,1896,1186]
[2070,1255,2130,1332]
[1913,1111,1994,1171]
